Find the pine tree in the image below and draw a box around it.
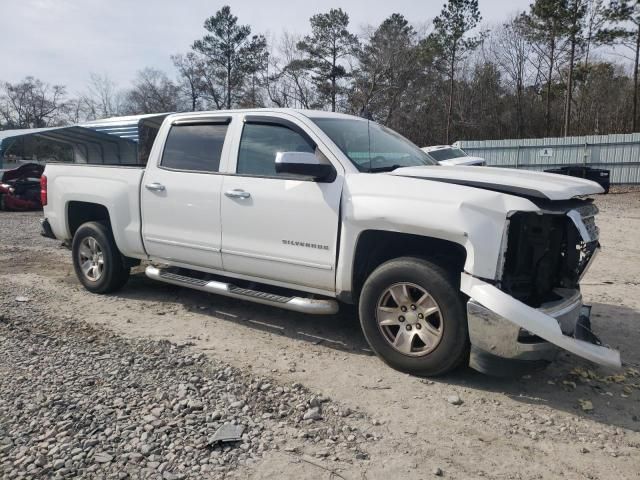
[519,0,571,136]
[192,6,268,109]
[294,8,359,111]
[429,0,483,143]
[353,14,419,122]
[598,0,640,131]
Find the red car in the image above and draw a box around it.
[0,163,45,211]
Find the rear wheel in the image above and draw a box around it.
[72,221,129,294]
[359,257,469,376]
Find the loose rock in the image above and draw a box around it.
[93,452,113,463]
[303,407,323,421]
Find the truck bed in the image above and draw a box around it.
[44,164,147,258]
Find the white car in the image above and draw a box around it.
[422,145,485,166]
[40,109,619,376]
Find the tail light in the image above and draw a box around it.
[40,174,47,206]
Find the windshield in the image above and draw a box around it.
[427,147,467,162]
[310,117,437,172]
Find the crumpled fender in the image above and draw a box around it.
[336,173,540,297]
[460,273,621,369]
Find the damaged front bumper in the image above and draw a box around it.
[461,273,621,376]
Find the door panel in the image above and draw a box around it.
[142,170,224,269]
[141,122,229,269]
[220,118,342,291]
[220,175,341,290]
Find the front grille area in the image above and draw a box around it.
[500,202,599,308]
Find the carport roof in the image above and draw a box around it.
[0,125,137,149]
[0,112,170,145]
[0,127,65,141]
[0,113,170,166]
[80,113,169,142]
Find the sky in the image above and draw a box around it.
[2,0,532,94]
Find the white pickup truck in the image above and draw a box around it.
[40,109,621,376]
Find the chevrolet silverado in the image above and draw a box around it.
[40,109,621,376]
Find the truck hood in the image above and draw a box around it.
[389,165,604,200]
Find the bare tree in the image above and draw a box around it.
[491,18,534,137]
[172,53,205,111]
[0,77,68,128]
[584,0,607,66]
[124,68,179,114]
[599,0,640,131]
[265,32,319,108]
[80,73,126,120]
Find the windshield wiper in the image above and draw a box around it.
[367,164,403,173]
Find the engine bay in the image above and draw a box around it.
[499,201,599,308]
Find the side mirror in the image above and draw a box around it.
[275,151,335,181]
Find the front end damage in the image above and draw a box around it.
[461,201,621,375]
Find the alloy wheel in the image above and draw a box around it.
[376,282,444,357]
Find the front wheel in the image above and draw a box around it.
[72,221,130,294]
[358,257,469,376]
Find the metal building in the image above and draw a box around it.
[456,132,640,184]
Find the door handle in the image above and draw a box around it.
[145,182,165,192]
[225,189,251,199]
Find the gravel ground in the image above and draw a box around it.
[0,274,377,479]
[1,191,639,479]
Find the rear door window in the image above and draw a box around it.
[161,123,228,172]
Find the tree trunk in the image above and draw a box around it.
[633,25,640,132]
[227,60,232,110]
[445,47,456,144]
[191,80,197,111]
[563,36,577,137]
[516,79,523,138]
[331,76,336,112]
[545,39,555,137]
[331,53,337,112]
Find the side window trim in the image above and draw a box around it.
[157,165,225,175]
[159,122,230,174]
[172,116,232,126]
[243,115,317,150]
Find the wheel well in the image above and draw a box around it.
[351,230,467,302]
[67,201,110,238]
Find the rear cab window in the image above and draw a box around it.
[161,123,229,173]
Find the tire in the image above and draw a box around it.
[358,256,469,376]
[72,221,130,294]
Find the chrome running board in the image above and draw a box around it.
[145,266,339,315]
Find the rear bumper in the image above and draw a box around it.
[40,218,56,239]
[461,273,621,376]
